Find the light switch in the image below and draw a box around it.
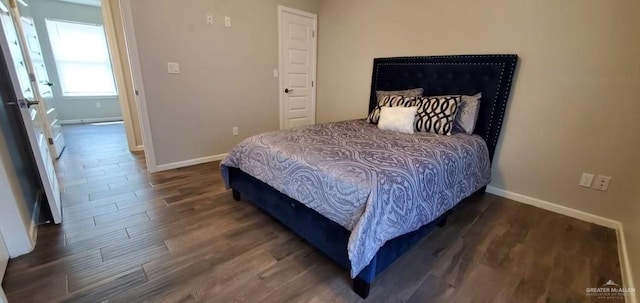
[225,16,231,27]
[167,62,180,74]
[272,69,279,78]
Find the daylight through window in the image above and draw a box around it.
[45,19,117,97]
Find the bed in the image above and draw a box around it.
[221,55,518,298]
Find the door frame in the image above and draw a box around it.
[115,0,157,172]
[101,0,140,152]
[101,0,144,152]
[0,230,7,303]
[1,229,9,283]
[277,5,317,130]
[0,145,36,256]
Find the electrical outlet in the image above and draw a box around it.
[167,62,180,74]
[591,175,612,191]
[206,13,213,25]
[579,173,594,188]
[96,101,102,109]
[232,127,238,136]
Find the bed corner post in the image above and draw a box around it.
[437,216,448,227]
[232,189,241,201]
[353,257,376,299]
[477,186,487,195]
[352,278,371,299]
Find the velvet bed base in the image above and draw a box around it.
[228,167,484,298]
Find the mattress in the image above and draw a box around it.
[221,119,491,277]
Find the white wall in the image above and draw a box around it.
[29,0,123,122]
[316,0,640,286]
[128,0,319,166]
[0,129,35,257]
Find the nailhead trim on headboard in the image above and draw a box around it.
[486,63,505,143]
[369,55,518,162]
[494,58,517,148]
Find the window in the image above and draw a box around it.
[45,19,117,97]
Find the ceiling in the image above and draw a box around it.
[56,0,101,7]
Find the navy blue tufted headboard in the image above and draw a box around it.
[369,55,518,162]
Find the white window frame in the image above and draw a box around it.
[45,19,117,97]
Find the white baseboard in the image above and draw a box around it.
[486,186,619,228]
[486,186,636,303]
[155,153,228,172]
[60,117,123,125]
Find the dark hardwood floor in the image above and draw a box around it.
[2,123,625,302]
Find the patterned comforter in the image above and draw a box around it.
[220,120,490,277]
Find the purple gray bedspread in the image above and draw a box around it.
[220,120,490,277]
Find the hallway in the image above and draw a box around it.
[2,122,228,302]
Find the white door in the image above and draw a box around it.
[9,0,65,159]
[278,6,317,129]
[0,231,8,303]
[0,0,62,223]
[22,15,65,159]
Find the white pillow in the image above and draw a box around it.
[377,106,418,134]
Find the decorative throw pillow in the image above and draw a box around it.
[431,93,482,135]
[414,96,461,135]
[377,106,418,134]
[367,95,416,124]
[454,93,482,134]
[375,88,424,100]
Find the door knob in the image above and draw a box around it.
[284,88,293,93]
[25,99,40,107]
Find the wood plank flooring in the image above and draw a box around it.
[2,123,626,302]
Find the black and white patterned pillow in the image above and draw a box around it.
[414,96,461,135]
[433,93,482,135]
[367,95,416,124]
